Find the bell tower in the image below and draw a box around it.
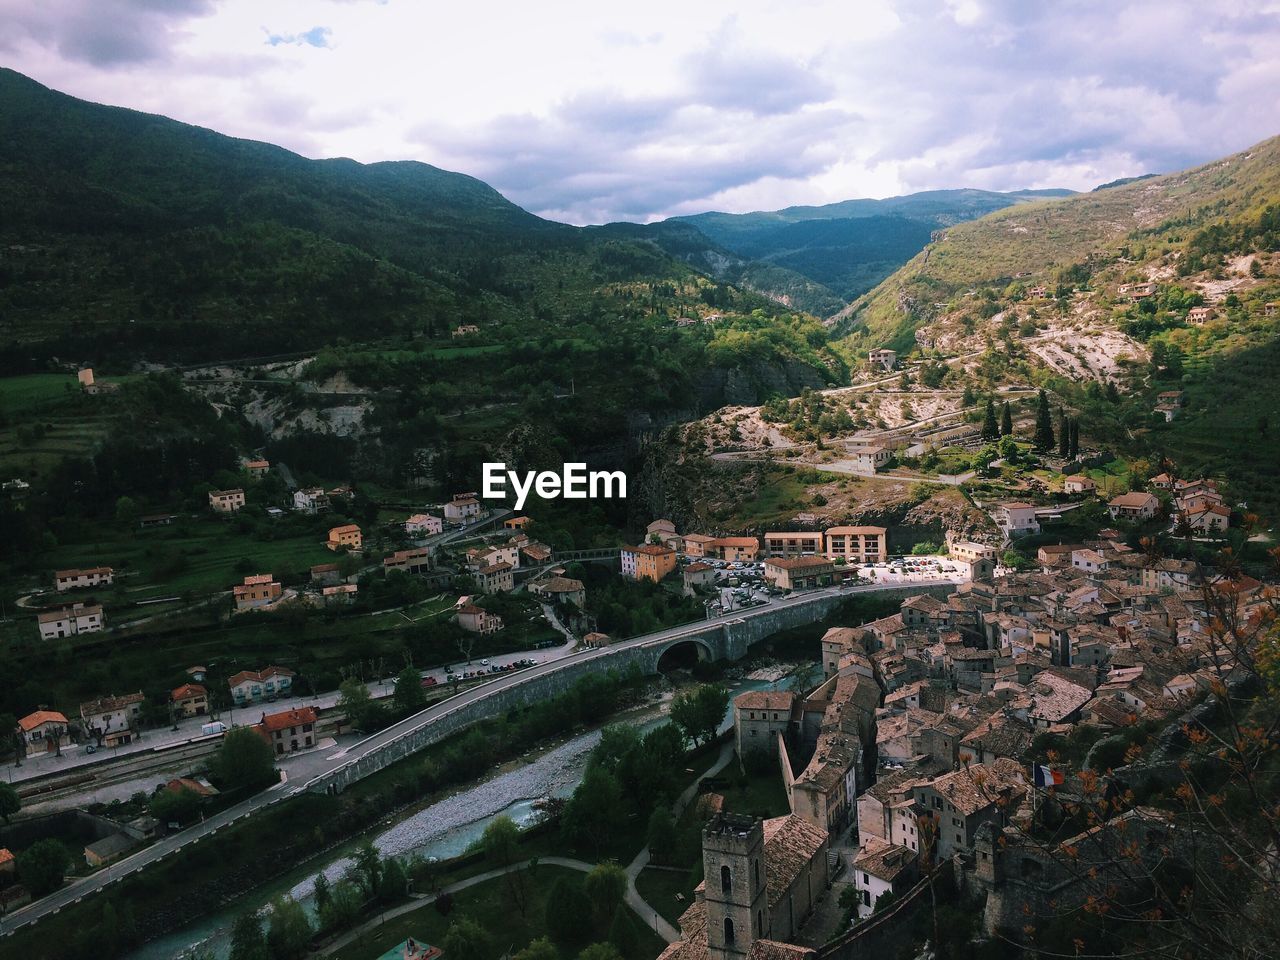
[702,814,769,960]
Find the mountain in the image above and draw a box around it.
[842,133,1280,516]
[668,188,1075,303]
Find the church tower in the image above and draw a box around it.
[703,814,769,960]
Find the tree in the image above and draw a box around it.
[1069,419,1080,459]
[378,856,409,902]
[981,398,999,439]
[229,911,270,960]
[646,807,676,864]
[349,841,384,897]
[608,906,641,958]
[319,880,363,932]
[312,872,332,919]
[444,916,491,960]
[114,495,140,527]
[561,766,623,853]
[151,784,202,825]
[215,726,276,791]
[339,678,387,732]
[266,896,313,960]
[16,838,70,897]
[579,944,623,960]
[670,684,729,747]
[584,863,628,934]
[514,937,560,960]
[546,875,592,943]
[0,781,19,823]
[1057,409,1070,458]
[1033,389,1055,450]
[393,666,427,715]
[1000,401,1013,436]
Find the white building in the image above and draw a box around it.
[37,602,104,640]
[293,487,331,514]
[404,513,443,537]
[54,566,114,592]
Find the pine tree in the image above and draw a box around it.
[1000,401,1012,436]
[1034,389,1055,450]
[982,398,999,439]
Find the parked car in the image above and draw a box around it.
[421,676,438,687]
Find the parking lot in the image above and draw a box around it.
[688,553,966,616]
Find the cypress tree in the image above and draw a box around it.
[982,398,999,439]
[1058,409,1070,458]
[1034,389,1055,450]
[1000,401,1013,436]
[1070,420,1080,459]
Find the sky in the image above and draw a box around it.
[2,0,1280,225]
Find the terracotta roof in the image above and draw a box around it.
[685,562,713,573]
[762,815,828,908]
[735,690,796,712]
[1109,491,1158,508]
[19,710,68,731]
[854,836,917,882]
[257,706,318,733]
[172,683,207,701]
[80,692,144,716]
[765,556,833,570]
[825,525,887,535]
[625,543,676,556]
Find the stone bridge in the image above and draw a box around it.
[304,581,960,795]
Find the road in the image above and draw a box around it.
[0,572,965,936]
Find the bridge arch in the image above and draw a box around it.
[655,636,717,672]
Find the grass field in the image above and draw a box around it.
[635,866,699,928]
[329,865,667,960]
[0,374,111,478]
[0,372,79,411]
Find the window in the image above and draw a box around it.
[757,910,762,933]
[753,860,760,890]
[721,865,732,894]
[724,918,735,945]
[862,889,870,906]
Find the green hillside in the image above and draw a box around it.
[670,188,1074,302]
[839,133,1280,517]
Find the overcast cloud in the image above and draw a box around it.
[1,0,1278,223]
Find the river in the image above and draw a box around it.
[129,671,796,959]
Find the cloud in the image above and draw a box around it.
[0,0,1278,222]
[264,26,331,49]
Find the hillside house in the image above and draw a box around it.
[763,531,825,558]
[456,603,504,634]
[530,575,586,608]
[1118,282,1156,299]
[19,710,70,756]
[475,561,515,593]
[994,502,1040,538]
[1108,491,1159,521]
[1027,285,1048,298]
[443,495,482,523]
[763,556,835,590]
[733,690,796,759]
[504,515,533,530]
[703,537,761,561]
[869,348,897,371]
[680,533,716,557]
[847,445,892,474]
[384,547,431,574]
[228,666,295,705]
[583,631,611,647]
[1149,473,1176,490]
[1265,301,1278,317]
[233,573,283,612]
[80,692,145,747]
[950,541,997,563]
[171,683,209,718]
[621,543,677,582]
[256,706,318,755]
[404,513,443,537]
[452,324,480,336]
[37,602,104,640]
[310,562,343,585]
[327,524,362,551]
[1062,476,1096,495]
[683,561,717,594]
[208,488,245,513]
[1183,503,1230,533]
[54,566,114,592]
[1186,306,1213,324]
[852,838,919,918]
[824,526,886,563]
[323,583,358,605]
[293,487,331,514]
[245,459,270,478]
[138,513,178,528]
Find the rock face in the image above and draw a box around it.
[698,360,830,408]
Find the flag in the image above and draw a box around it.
[1034,764,1064,788]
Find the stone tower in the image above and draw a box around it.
[703,813,769,960]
